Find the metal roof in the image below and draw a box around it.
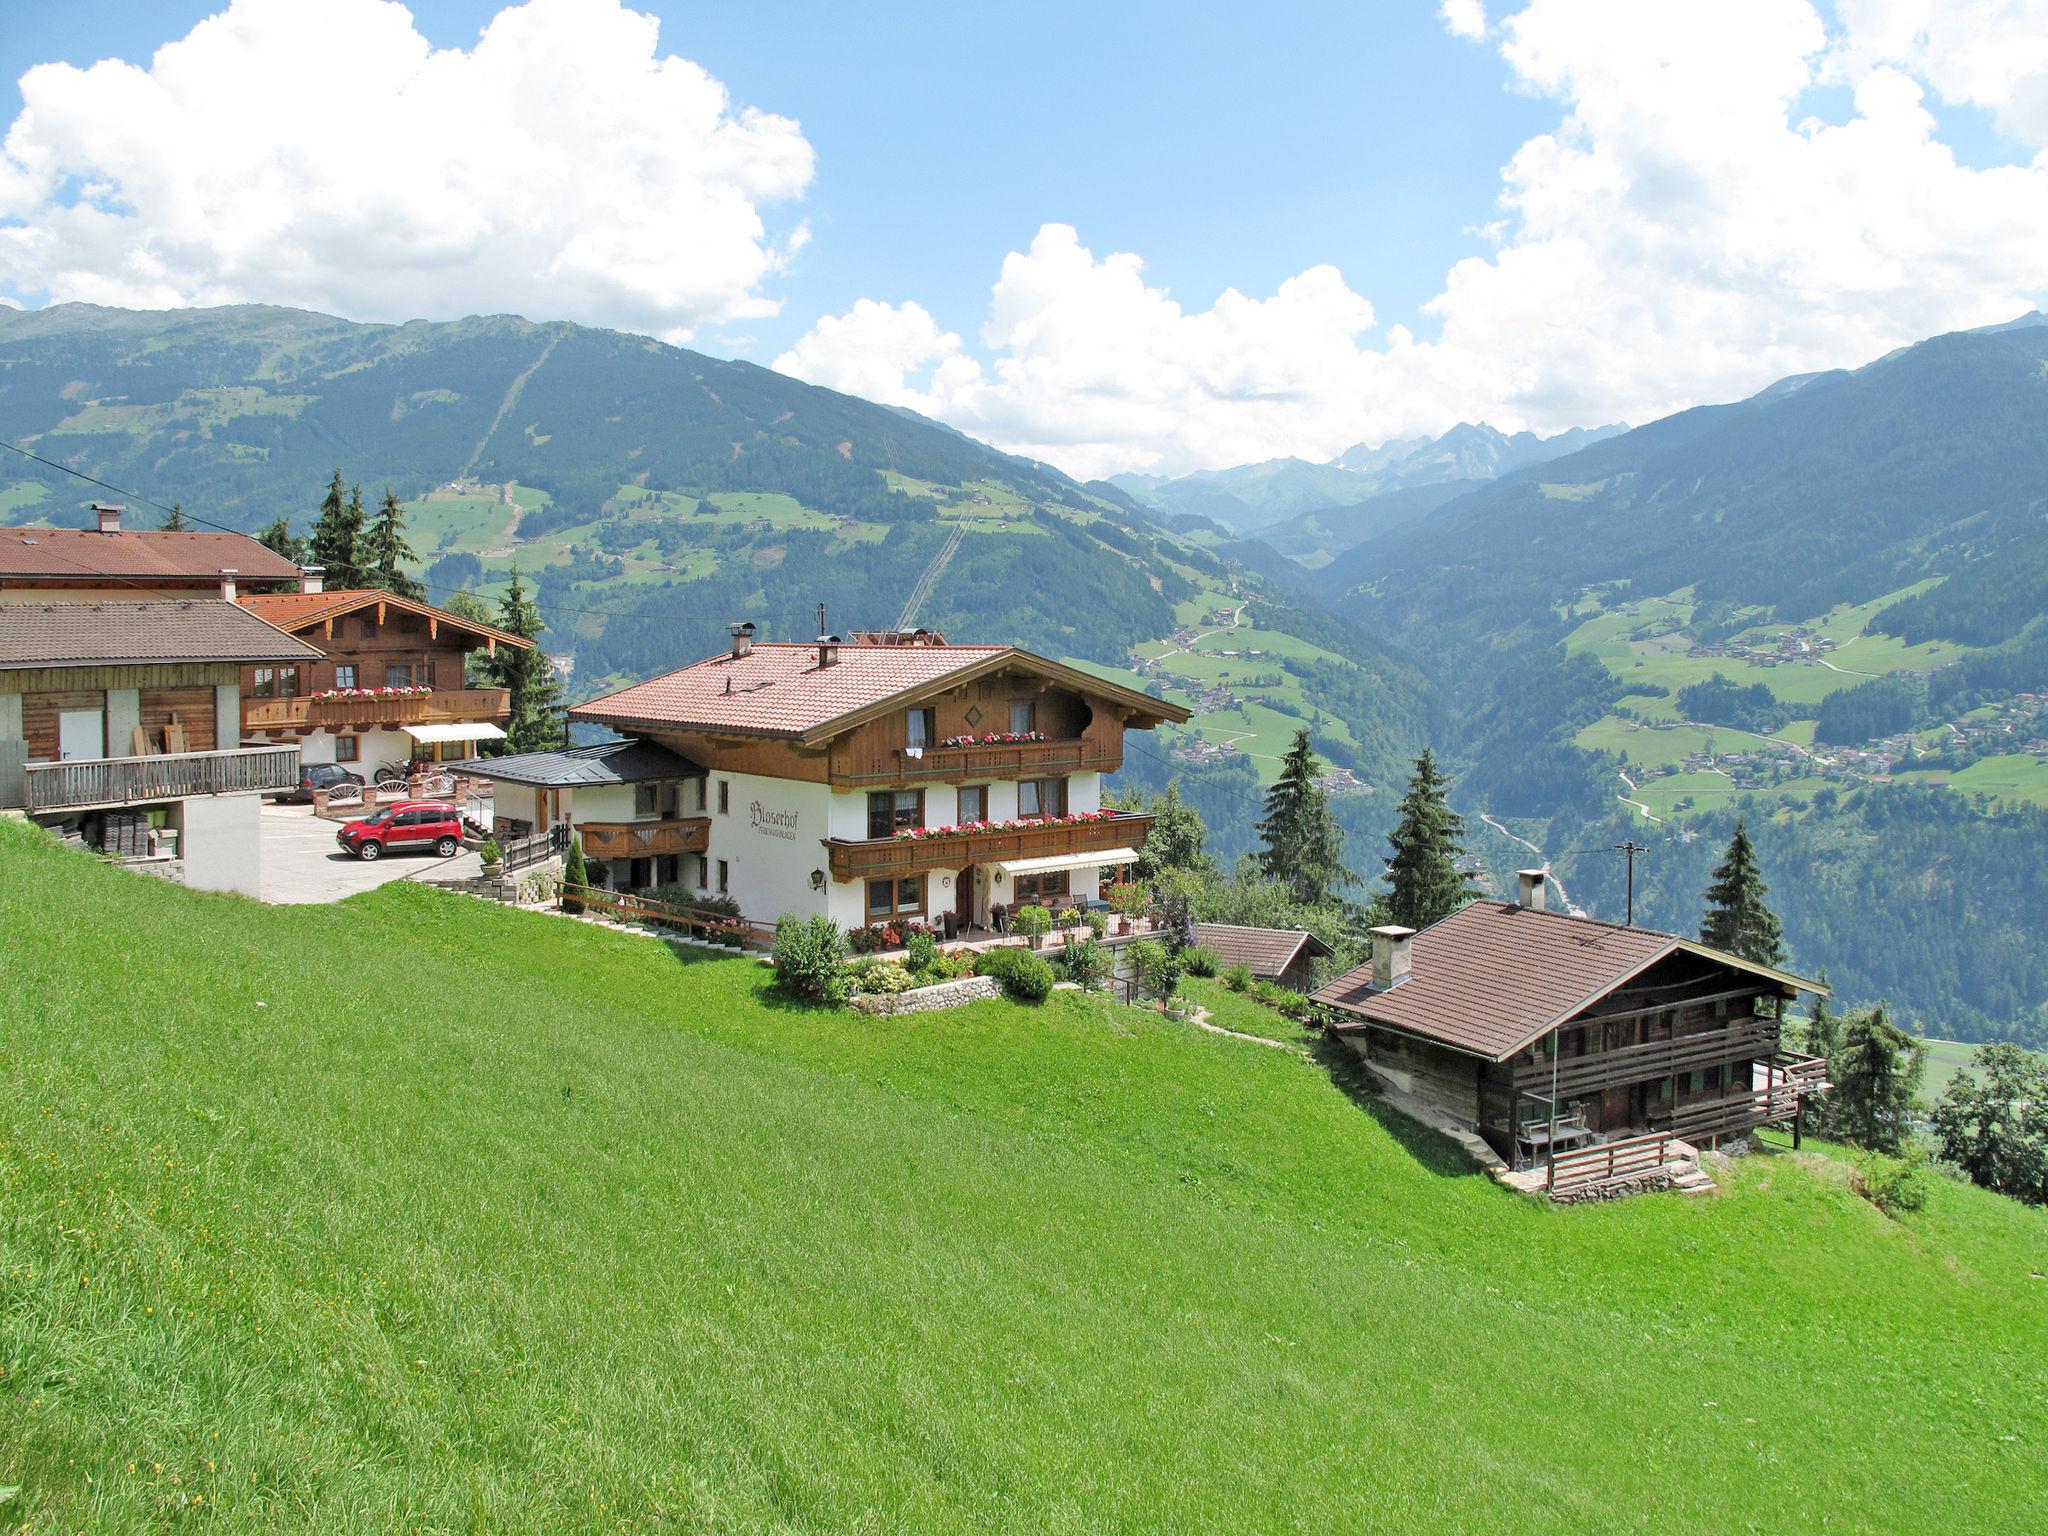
[0,600,323,670]
[448,738,704,787]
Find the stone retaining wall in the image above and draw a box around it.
[853,975,1002,1016]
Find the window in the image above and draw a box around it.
[867,875,923,918]
[635,781,660,817]
[1015,869,1070,905]
[385,663,424,688]
[1009,699,1036,734]
[958,784,987,824]
[717,780,730,815]
[333,736,359,763]
[716,859,729,895]
[1017,777,1066,819]
[252,666,300,700]
[868,789,923,839]
[333,664,357,690]
[907,707,935,749]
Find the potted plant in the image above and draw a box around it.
[1105,881,1148,937]
[1012,903,1053,951]
[478,838,503,878]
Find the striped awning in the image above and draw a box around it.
[995,847,1140,877]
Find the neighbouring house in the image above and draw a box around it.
[534,625,1190,930]
[1311,872,1830,1168]
[233,584,531,773]
[0,505,304,602]
[453,738,706,886]
[0,600,318,895]
[1193,922,1334,992]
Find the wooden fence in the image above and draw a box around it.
[1548,1131,1674,1195]
[557,884,778,949]
[501,822,569,873]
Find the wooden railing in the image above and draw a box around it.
[557,885,778,949]
[578,817,711,860]
[1513,1020,1779,1099]
[823,811,1153,881]
[500,822,569,873]
[244,687,509,731]
[834,735,1122,788]
[1549,1132,1673,1194]
[22,745,301,812]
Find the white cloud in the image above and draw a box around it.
[1826,0,2048,147]
[779,0,2048,477]
[1441,1,1490,42]
[0,0,813,340]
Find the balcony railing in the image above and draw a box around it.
[578,817,712,861]
[243,687,510,732]
[22,745,302,812]
[835,735,1123,788]
[1513,1019,1780,1100]
[824,810,1152,882]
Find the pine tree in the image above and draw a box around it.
[1828,1003,1924,1153]
[256,517,303,563]
[1699,817,1786,966]
[1255,729,1349,906]
[161,501,188,532]
[562,834,589,915]
[491,565,564,753]
[1382,747,1474,929]
[307,470,366,588]
[363,489,424,600]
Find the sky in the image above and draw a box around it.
[3,0,2047,479]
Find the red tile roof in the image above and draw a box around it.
[573,641,1189,743]
[1311,902,1825,1061]
[0,526,302,582]
[1193,923,1333,979]
[236,589,531,649]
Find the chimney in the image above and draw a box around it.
[298,564,325,595]
[1517,869,1548,912]
[218,568,239,602]
[727,621,756,659]
[94,503,123,534]
[816,633,841,669]
[1369,925,1416,991]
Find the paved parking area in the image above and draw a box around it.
[259,801,482,904]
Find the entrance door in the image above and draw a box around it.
[59,709,104,761]
[957,864,976,930]
[1600,1084,1632,1133]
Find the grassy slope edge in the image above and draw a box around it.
[1,821,2043,1532]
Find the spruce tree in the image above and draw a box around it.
[256,517,302,563]
[1828,1004,1924,1153]
[491,565,564,753]
[308,470,366,587]
[1699,817,1786,966]
[1255,729,1349,905]
[363,489,424,600]
[1382,747,1474,929]
[161,501,188,532]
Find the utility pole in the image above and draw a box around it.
[1614,841,1646,926]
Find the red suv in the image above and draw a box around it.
[336,801,465,861]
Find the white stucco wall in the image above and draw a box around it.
[175,791,263,897]
[700,769,840,924]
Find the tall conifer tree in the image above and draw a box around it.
[1828,1004,1924,1153]
[491,565,564,753]
[1382,748,1474,929]
[256,517,303,563]
[364,489,424,600]
[160,502,188,532]
[1700,817,1786,966]
[1255,729,1349,906]
[308,470,366,587]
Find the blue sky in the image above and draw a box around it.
[4,2,2046,476]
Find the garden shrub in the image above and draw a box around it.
[905,927,939,974]
[1082,909,1109,939]
[979,946,1055,1002]
[561,835,587,913]
[1852,1149,1931,1216]
[773,913,848,1005]
[1057,936,1110,989]
[1252,981,1308,1018]
[848,959,916,996]
[1011,905,1053,945]
[1221,962,1254,992]
[1182,944,1219,978]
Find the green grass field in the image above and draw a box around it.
[2,823,2045,1531]
[1894,753,2048,809]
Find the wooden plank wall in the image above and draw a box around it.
[19,689,100,762]
[242,610,476,696]
[139,686,216,753]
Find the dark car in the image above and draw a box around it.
[335,801,465,861]
[276,761,365,804]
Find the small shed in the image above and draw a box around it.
[1193,922,1335,992]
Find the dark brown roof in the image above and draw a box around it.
[237,589,531,650]
[1193,922,1333,979]
[1310,902,1826,1061]
[0,600,323,669]
[0,526,303,583]
[573,641,1190,744]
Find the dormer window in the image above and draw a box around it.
[907,707,935,749]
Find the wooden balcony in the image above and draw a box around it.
[21,745,301,813]
[1513,1020,1780,1100]
[578,817,711,861]
[832,734,1123,789]
[243,687,510,732]
[824,810,1152,882]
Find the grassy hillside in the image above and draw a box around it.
[2,822,2044,1532]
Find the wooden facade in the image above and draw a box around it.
[2,662,237,761]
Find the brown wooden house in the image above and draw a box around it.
[0,505,303,604]
[1311,872,1829,1169]
[1194,922,1334,991]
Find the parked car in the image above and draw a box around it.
[276,761,364,804]
[336,801,464,861]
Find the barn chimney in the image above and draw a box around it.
[1369,925,1415,991]
[298,565,325,594]
[727,621,756,659]
[218,568,239,602]
[1517,869,1548,912]
[94,503,123,533]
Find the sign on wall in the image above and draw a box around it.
[749,800,800,841]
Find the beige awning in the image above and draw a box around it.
[403,721,508,745]
[996,847,1140,877]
